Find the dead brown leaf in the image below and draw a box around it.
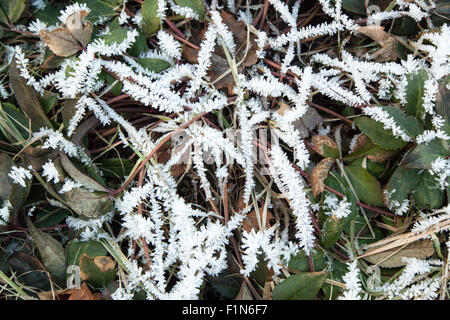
[311,135,338,157]
[362,238,435,268]
[40,10,92,57]
[182,10,258,94]
[367,150,394,163]
[40,27,81,57]
[311,157,335,197]
[357,26,399,62]
[66,10,92,47]
[38,282,104,300]
[243,207,274,233]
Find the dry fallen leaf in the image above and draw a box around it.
[40,27,81,57]
[66,10,92,47]
[40,10,92,57]
[366,150,394,163]
[182,10,258,94]
[311,135,339,157]
[37,282,104,300]
[311,157,335,197]
[243,207,274,233]
[357,26,399,62]
[362,238,435,268]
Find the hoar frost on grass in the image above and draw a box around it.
[3,0,449,300]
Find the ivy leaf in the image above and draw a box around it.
[272,271,328,300]
[413,171,445,209]
[141,0,160,35]
[402,139,450,170]
[137,58,171,73]
[0,0,25,24]
[404,69,428,118]
[344,165,384,207]
[26,217,67,281]
[174,0,206,20]
[354,116,407,150]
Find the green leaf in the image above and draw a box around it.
[322,143,340,158]
[64,187,112,218]
[344,165,384,207]
[75,0,118,23]
[34,208,69,229]
[7,251,51,291]
[79,254,115,287]
[136,58,171,73]
[321,191,357,248]
[0,102,30,142]
[128,32,148,57]
[272,271,328,300]
[344,137,389,162]
[402,139,450,170]
[0,0,25,24]
[386,166,422,207]
[343,215,384,246]
[379,105,424,138]
[103,28,128,45]
[34,5,60,25]
[105,72,123,96]
[351,157,386,178]
[40,94,58,114]
[60,152,109,192]
[0,153,12,202]
[322,259,348,300]
[141,0,160,35]
[26,217,67,281]
[288,250,327,272]
[67,240,107,267]
[435,83,450,136]
[405,69,428,118]
[101,158,134,178]
[174,0,206,20]
[9,60,54,131]
[413,172,444,209]
[339,0,366,15]
[354,117,407,150]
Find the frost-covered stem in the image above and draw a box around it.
[137,169,152,270]
[110,111,209,197]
